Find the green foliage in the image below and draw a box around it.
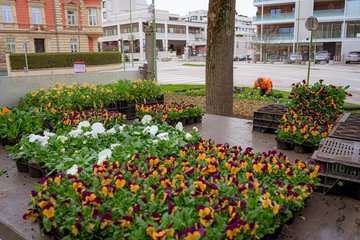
[10,52,122,70]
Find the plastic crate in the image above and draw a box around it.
[329,113,360,142]
[252,104,287,133]
[312,138,360,194]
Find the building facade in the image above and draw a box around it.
[100,1,206,61]
[0,0,103,69]
[100,1,257,61]
[252,0,360,61]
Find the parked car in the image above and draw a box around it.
[288,53,302,63]
[345,51,360,64]
[233,55,246,61]
[315,51,331,63]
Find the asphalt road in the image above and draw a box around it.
[154,61,360,103]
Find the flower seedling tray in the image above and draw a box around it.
[329,113,360,142]
[253,104,287,133]
[312,137,360,194]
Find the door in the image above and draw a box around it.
[34,39,45,53]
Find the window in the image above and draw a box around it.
[6,38,15,53]
[32,7,42,24]
[103,12,106,19]
[88,8,97,26]
[346,21,360,38]
[67,10,76,25]
[70,39,77,52]
[270,9,281,16]
[2,5,12,22]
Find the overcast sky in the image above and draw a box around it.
[145,0,257,18]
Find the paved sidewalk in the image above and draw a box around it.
[0,115,359,240]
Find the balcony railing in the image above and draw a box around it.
[252,33,294,42]
[253,12,295,22]
[313,9,344,18]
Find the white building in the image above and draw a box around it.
[99,1,257,60]
[100,0,206,61]
[252,0,360,61]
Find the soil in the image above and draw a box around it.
[165,93,270,119]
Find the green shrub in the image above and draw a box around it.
[10,52,122,70]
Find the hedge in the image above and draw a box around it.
[10,52,122,70]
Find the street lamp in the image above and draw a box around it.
[129,0,134,67]
[152,0,158,82]
[305,16,318,84]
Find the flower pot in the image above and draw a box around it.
[29,164,46,178]
[275,138,293,150]
[194,116,203,123]
[16,159,29,173]
[185,117,194,125]
[293,143,315,154]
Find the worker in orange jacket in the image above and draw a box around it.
[253,77,273,96]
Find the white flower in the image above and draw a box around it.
[78,121,90,129]
[60,148,65,153]
[176,122,184,132]
[68,129,83,138]
[28,134,41,143]
[149,125,159,136]
[185,133,193,140]
[107,127,116,135]
[43,131,56,138]
[117,124,126,133]
[38,136,49,146]
[110,143,121,150]
[57,135,68,143]
[92,123,105,134]
[193,126,199,132]
[141,115,152,125]
[152,139,159,144]
[157,132,169,141]
[134,131,140,135]
[98,149,112,164]
[66,164,78,175]
[143,126,151,134]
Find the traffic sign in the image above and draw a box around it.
[305,16,318,31]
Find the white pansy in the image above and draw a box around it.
[98,149,112,164]
[68,129,83,138]
[38,136,49,146]
[60,148,65,153]
[78,121,90,129]
[107,127,116,135]
[28,134,41,143]
[43,131,56,138]
[57,135,68,143]
[193,126,199,132]
[66,164,78,175]
[141,115,152,125]
[92,123,105,134]
[175,122,184,132]
[152,139,159,144]
[118,124,126,133]
[143,126,151,134]
[110,143,121,150]
[149,125,159,136]
[157,132,169,141]
[185,133,193,140]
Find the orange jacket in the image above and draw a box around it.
[254,77,272,93]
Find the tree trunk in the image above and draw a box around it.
[206,0,236,116]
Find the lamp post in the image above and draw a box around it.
[129,0,134,67]
[152,0,158,82]
[305,16,318,85]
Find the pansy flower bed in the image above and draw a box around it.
[10,117,200,173]
[277,80,350,147]
[136,103,204,124]
[24,140,319,239]
[59,109,126,130]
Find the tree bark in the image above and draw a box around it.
[206,0,236,116]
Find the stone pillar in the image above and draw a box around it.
[144,25,154,80]
[139,18,144,62]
